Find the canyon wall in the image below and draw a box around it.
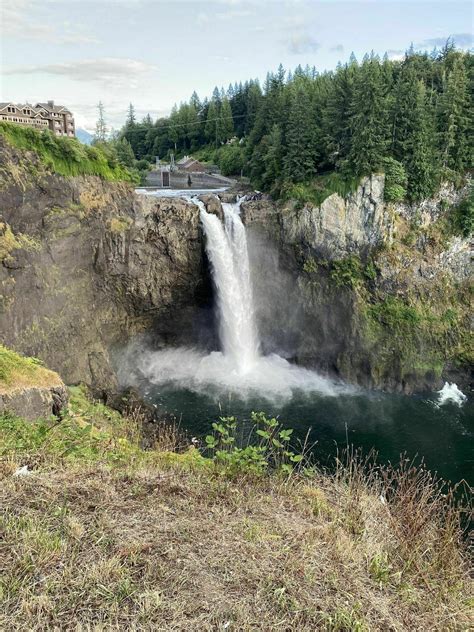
[0,139,208,391]
[242,176,472,392]
[1,138,471,394]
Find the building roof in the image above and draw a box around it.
[35,102,72,114]
[0,101,72,116]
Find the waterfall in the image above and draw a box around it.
[122,194,346,401]
[195,198,259,374]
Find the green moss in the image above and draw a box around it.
[367,297,422,330]
[0,122,138,184]
[108,216,132,233]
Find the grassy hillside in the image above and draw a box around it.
[0,122,138,183]
[0,385,471,630]
[0,345,63,394]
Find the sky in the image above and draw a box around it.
[1,0,473,131]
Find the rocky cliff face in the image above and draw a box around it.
[0,139,207,390]
[1,138,471,395]
[242,177,472,393]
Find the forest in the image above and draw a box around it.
[109,42,472,202]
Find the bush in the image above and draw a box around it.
[217,143,245,176]
[0,122,138,183]
[382,157,407,202]
[452,186,473,236]
[205,412,304,477]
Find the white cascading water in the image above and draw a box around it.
[195,198,258,373]
[120,195,348,401]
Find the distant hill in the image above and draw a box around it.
[76,128,93,145]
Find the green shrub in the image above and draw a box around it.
[382,157,407,202]
[451,186,473,237]
[0,122,138,183]
[205,412,303,477]
[281,172,361,207]
[330,256,364,289]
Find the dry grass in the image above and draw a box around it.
[0,390,471,631]
[0,461,471,630]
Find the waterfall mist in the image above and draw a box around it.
[118,197,350,403]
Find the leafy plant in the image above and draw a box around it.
[205,412,303,477]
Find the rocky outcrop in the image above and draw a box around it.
[282,175,388,259]
[0,139,207,387]
[241,176,472,393]
[0,384,68,421]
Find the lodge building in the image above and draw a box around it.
[0,101,75,137]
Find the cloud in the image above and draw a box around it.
[417,33,473,49]
[4,58,157,89]
[287,33,320,55]
[2,0,100,45]
[386,49,405,60]
[330,44,344,53]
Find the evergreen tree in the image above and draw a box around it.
[392,64,436,200]
[348,56,389,175]
[126,103,136,127]
[205,100,219,145]
[115,137,135,167]
[94,101,108,143]
[437,55,472,172]
[283,81,318,181]
[219,98,234,142]
[323,62,356,168]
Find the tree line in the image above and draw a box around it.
[102,42,473,201]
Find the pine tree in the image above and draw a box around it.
[283,81,318,182]
[126,103,136,127]
[219,98,234,143]
[437,55,471,172]
[94,102,108,143]
[205,100,219,145]
[348,56,389,175]
[392,64,436,200]
[323,61,356,168]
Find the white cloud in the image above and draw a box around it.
[330,44,344,54]
[286,33,320,55]
[416,33,473,49]
[386,49,405,60]
[4,58,157,90]
[2,0,100,45]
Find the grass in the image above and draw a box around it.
[281,172,361,207]
[0,122,138,183]
[0,346,63,395]
[0,386,471,630]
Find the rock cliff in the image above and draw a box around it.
[0,139,207,389]
[242,176,472,392]
[1,137,471,395]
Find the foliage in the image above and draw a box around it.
[330,256,364,289]
[451,186,474,236]
[0,122,138,183]
[116,46,472,202]
[0,345,61,393]
[205,412,303,477]
[382,157,407,202]
[215,142,246,176]
[281,172,360,206]
[368,297,422,330]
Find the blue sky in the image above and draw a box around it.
[1,0,472,131]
